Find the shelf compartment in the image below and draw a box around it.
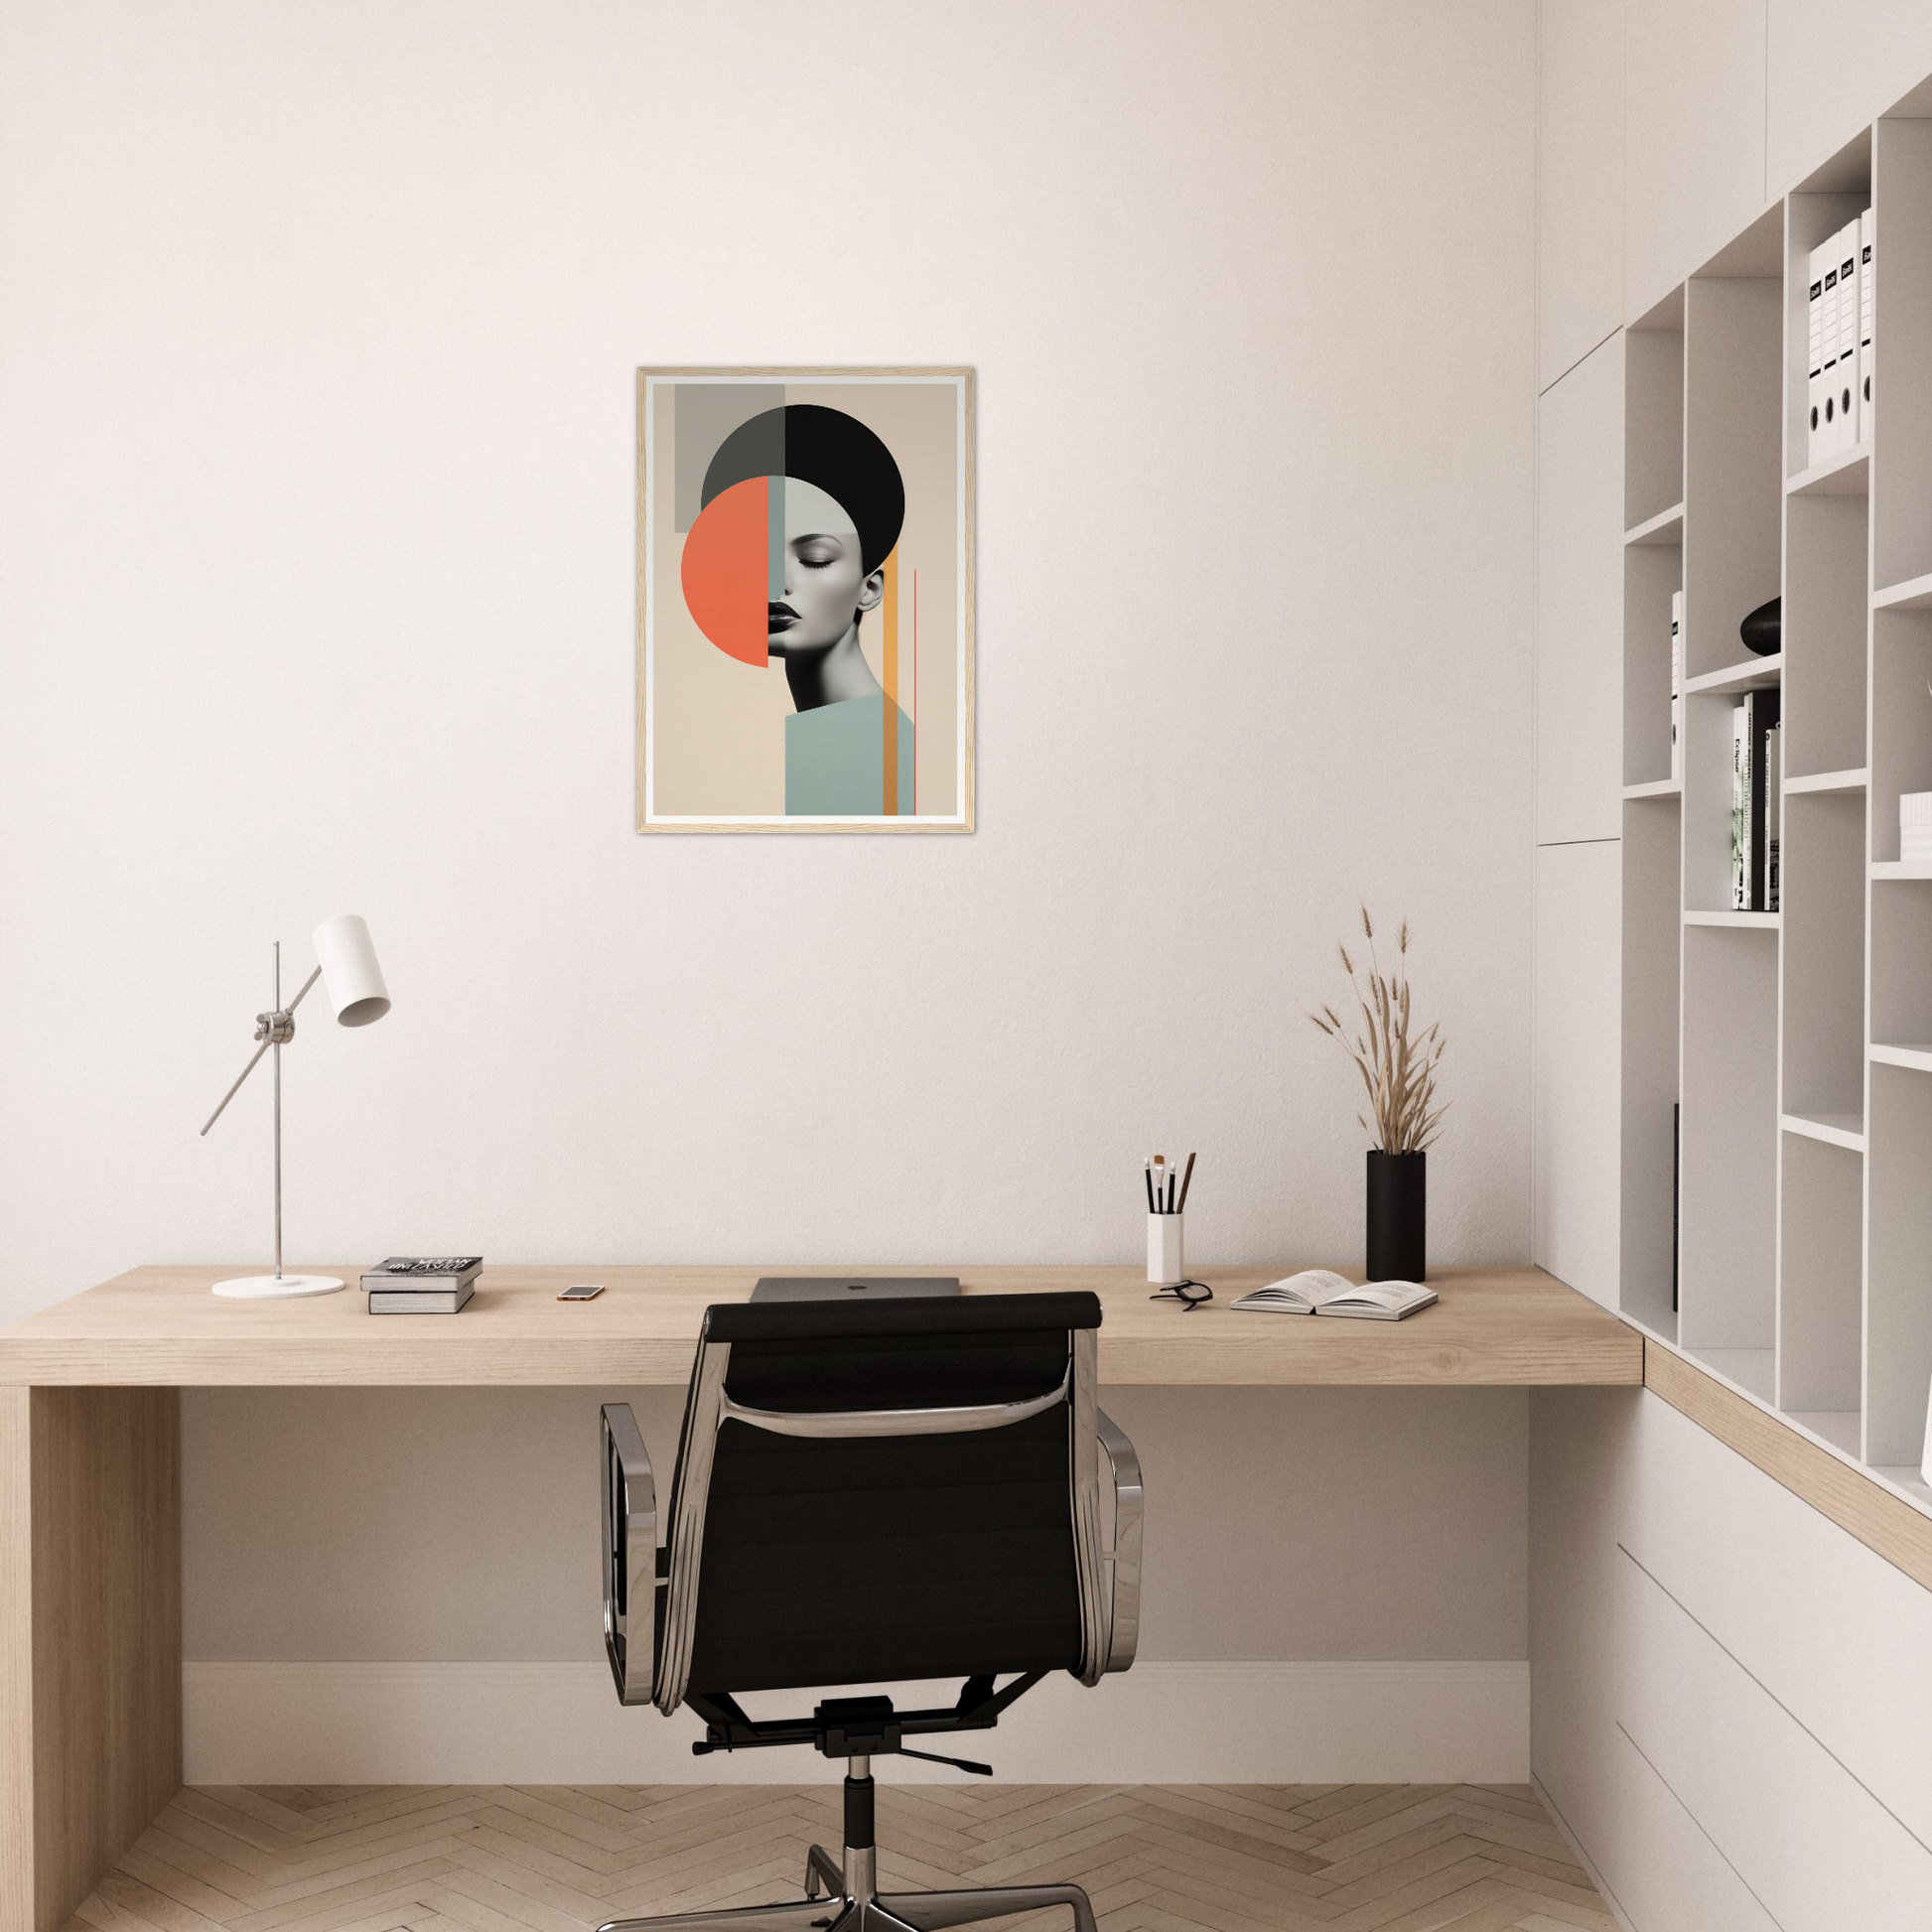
[1873,571,1932,612]
[1873,116,1932,594]
[1786,766,1866,793]
[1870,864,1932,1047]
[1623,541,1683,788]
[1782,790,1866,1122]
[1781,1110,1866,1151]
[1684,909,1779,928]
[1684,272,1782,682]
[1783,492,1869,776]
[1777,1134,1863,1421]
[1679,925,1779,1359]
[1785,1410,1863,1456]
[1625,501,1685,546]
[1867,609,1932,861]
[1785,448,1869,496]
[1625,300,1685,532]
[1684,653,1782,696]
[1621,792,1683,1341]
[1866,1062,1932,1467]
[1693,1346,1777,1406]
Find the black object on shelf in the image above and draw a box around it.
[1366,1150,1426,1282]
[1740,595,1781,657]
[1672,1102,1680,1314]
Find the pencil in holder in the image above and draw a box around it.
[1148,1211,1185,1286]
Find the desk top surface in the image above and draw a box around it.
[0,1263,1640,1387]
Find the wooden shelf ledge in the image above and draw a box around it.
[1622,777,1682,800]
[1644,1340,1932,1592]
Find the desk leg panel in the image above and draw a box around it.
[0,1387,182,1932]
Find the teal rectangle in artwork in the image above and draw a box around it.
[785,695,914,815]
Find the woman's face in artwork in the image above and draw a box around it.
[767,480,883,657]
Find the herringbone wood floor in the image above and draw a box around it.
[65,1784,1617,1932]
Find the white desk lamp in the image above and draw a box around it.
[200,913,391,1299]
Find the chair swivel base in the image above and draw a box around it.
[595,1842,1098,1932]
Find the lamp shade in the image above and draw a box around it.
[312,914,390,1027]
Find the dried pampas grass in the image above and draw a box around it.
[1310,907,1449,1154]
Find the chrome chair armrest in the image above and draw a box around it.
[601,1403,658,1706]
[1094,1407,1143,1673]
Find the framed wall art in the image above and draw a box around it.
[635,366,974,833]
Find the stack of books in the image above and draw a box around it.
[1807,209,1873,464]
[361,1256,483,1313]
[1729,691,1781,911]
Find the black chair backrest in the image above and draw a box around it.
[662,1292,1102,1700]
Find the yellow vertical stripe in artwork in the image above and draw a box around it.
[881,549,899,815]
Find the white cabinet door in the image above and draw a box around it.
[1537,336,1624,844]
[1538,0,1624,390]
[1625,0,1769,318]
[1534,840,1621,1308]
[1617,1547,1932,1930]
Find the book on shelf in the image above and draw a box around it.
[1671,1102,1680,1316]
[1765,720,1781,912]
[1747,690,1780,910]
[1670,590,1683,781]
[1837,218,1861,455]
[1807,239,1828,466]
[360,1256,483,1292]
[1730,704,1749,907]
[1229,1270,1437,1320]
[1861,207,1874,443]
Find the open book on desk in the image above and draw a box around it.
[1230,1270,1437,1320]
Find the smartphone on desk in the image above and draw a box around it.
[558,1283,605,1301]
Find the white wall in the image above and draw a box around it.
[0,0,1540,1767]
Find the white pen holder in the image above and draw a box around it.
[1148,1212,1185,1286]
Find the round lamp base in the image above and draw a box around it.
[211,1274,345,1300]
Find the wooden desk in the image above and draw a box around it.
[0,1261,1637,1388]
[0,1263,1634,1932]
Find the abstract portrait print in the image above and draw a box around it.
[637,369,973,833]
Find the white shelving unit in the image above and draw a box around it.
[1619,105,1932,1515]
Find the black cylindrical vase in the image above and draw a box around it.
[1366,1150,1427,1282]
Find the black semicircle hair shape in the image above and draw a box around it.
[700,403,906,576]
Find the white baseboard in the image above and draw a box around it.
[183,1660,1528,1786]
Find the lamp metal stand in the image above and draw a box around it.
[202,939,342,1300]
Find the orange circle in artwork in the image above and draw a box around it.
[680,476,769,666]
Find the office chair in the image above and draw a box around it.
[597,1291,1143,1932]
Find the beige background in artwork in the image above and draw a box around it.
[647,376,961,819]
